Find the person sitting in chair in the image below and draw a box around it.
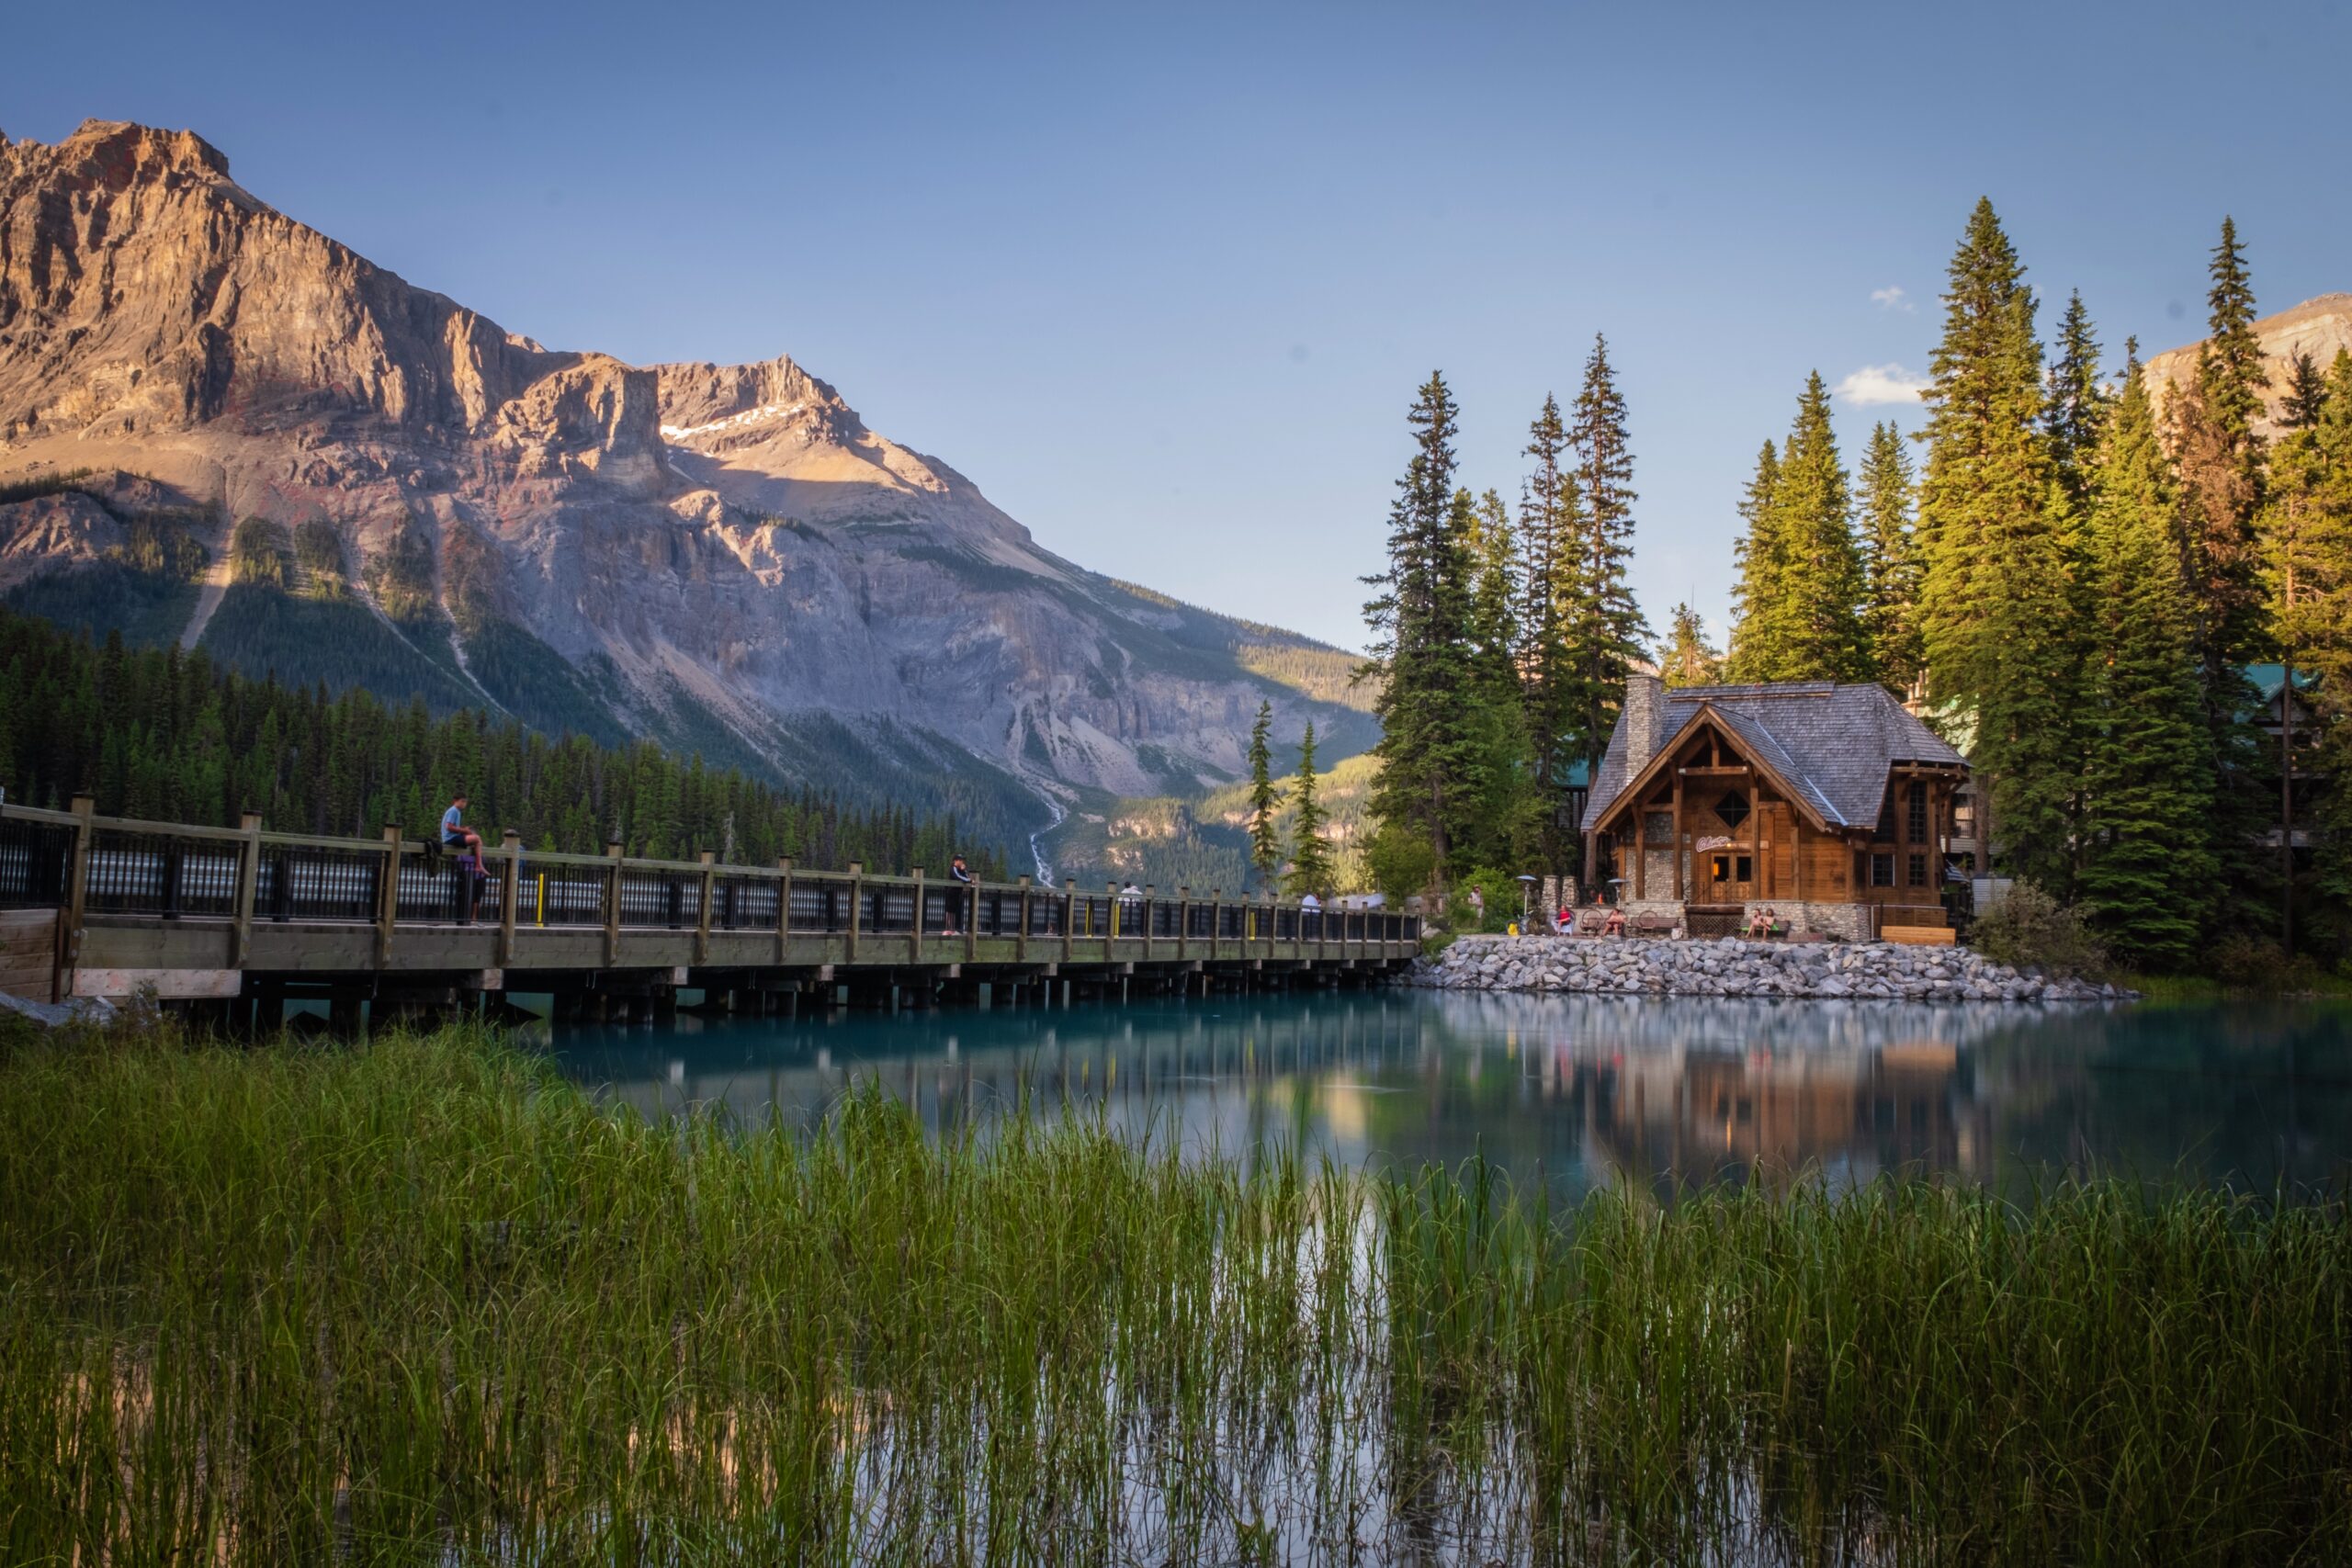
[1747,906,1774,940]
[1602,904,1627,937]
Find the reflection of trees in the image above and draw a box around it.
[548,994,2352,1199]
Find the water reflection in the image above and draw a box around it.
[546,991,2352,1198]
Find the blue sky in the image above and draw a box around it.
[7,0,2348,649]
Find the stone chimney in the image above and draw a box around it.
[1622,672,1664,777]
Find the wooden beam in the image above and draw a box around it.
[62,794,94,994]
[229,810,263,970]
[775,857,794,967]
[695,850,717,965]
[603,840,624,968]
[498,830,522,966]
[1670,773,1684,901]
[376,826,401,969]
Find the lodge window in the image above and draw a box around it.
[1871,853,1894,887]
[1713,789,1749,831]
[1711,853,1732,882]
[1907,782,1928,844]
[1908,852,1928,888]
[1737,854,1753,882]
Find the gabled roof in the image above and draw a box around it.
[1583,682,1965,834]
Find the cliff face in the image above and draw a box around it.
[2141,293,2352,434]
[0,120,1373,829]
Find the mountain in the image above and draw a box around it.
[2142,292,2352,433]
[0,119,1375,859]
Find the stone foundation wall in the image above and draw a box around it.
[1410,934,2119,1002]
[1743,901,1871,942]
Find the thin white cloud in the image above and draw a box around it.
[1834,363,1932,407]
[1870,285,1915,312]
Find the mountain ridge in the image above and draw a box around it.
[0,119,1376,857]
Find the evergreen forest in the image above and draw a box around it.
[0,608,1009,877]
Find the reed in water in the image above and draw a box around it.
[1,1021,2345,1564]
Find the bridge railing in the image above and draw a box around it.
[0,800,1422,966]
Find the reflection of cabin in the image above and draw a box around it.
[1581,676,1968,941]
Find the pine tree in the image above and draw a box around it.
[1755,371,1870,681]
[1560,334,1650,766]
[1517,394,1585,871]
[1724,440,1783,681]
[2173,216,2271,715]
[2168,217,2275,926]
[1859,421,1925,694]
[1657,603,1723,687]
[2043,289,2109,510]
[1460,489,1540,870]
[1244,698,1284,892]
[2280,349,2327,432]
[2267,349,2352,953]
[2075,354,2216,965]
[1363,372,1479,885]
[1285,722,1333,897]
[1916,198,2066,882]
[2290,352,2352,954]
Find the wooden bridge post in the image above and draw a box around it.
[229,810,263,969]
[695,850,717,965]
[603,840,624,967]
[846,862,864,964]
[375,825,401,968]
[1015,874,1032,963]
[1143,886,1156,962]
[909,867,925,960]
[1176,886,1189,962]
[1211,888,1223,961]
[61,794,95,994]
[775,856,794,967]
[498,830,522,965]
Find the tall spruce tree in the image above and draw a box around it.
[1657,603,1724,687]
[2172,217,2271,720]
[2281,352,2352,955]
[2075,354,2216,966]
[2265,349,2350,952]
[1460,490,1540,869]
[1754,371,1871,681]
[1858,420,1925,694]
[1244,698,1284,891]
[1363,373,1479,886]
[2043,289,2109,510]
[1724,439,1783,681]
[1285,722,1333,897]
[2168,217,2275,926]
[1915,198,2071,883]
[1560,334,1650,766]
[1517,394,1585,872]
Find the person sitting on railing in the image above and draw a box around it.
[944,853,975,935]
[440,792,485,920]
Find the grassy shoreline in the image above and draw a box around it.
[2,1024,2347,1564]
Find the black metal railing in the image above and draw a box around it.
[85,829,240,918]
[0,817,74,910]
[255,842,380,923]
[515,858,606,928]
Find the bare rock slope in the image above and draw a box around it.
[2142,292,2352,433]
[0,120,1371,835]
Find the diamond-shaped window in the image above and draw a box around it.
[1713,788,1750,830]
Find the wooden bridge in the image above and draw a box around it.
[0,798,1420,1026]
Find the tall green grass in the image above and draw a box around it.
[0,1025,2345,1564]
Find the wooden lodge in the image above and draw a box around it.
[1580,675,1968,942]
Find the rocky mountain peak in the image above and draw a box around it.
[0,118,1372,829]
[2142,293,2352,433]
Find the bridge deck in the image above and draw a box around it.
[0,800,1419,1004]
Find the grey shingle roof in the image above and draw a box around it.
[1582,681,1964,833]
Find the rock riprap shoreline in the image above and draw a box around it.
[1408,935,2123,1002]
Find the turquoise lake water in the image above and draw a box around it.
[547,990,2352,1198]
